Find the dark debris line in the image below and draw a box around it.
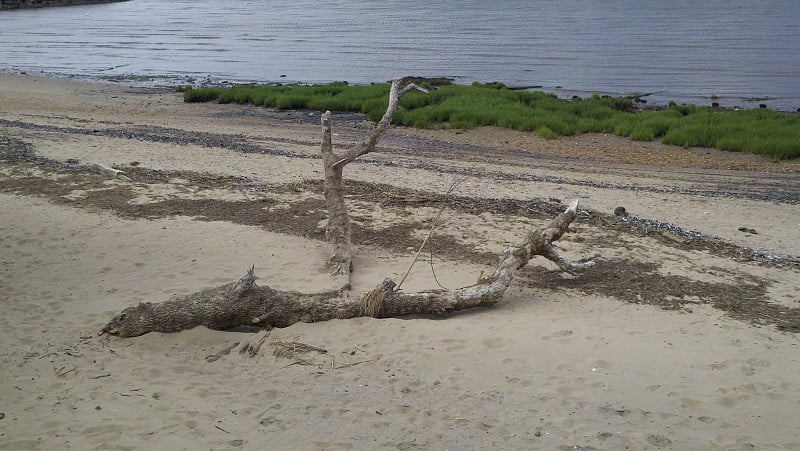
[1,132,798,269]
[519,260,800,333]
[1,139,799,331]
[0,118,313,159]
[2,118,799,205]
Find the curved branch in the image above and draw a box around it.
[334,78,427,168]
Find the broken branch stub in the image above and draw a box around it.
[102,200,592,337]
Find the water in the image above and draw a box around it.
[2,0,799,110]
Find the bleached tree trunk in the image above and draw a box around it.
[102,200,593,338]
[321,78,427,283]
[320,111,352,279]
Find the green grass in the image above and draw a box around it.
[534,126,559,139]
[183,81,800,159]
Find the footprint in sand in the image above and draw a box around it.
[440,338,467,352]
[557,385,582,397]
[505,376,533,387]
[482,337,504,350]
[680,397,702,408]
[645,433,672,448]
[746,358,770,367]
[82,423,128,446]
[590,359,613,372]
[555,363,576,373]
[740,365,757,376]
[98,265,114,274]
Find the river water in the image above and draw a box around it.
[1,0,799,110]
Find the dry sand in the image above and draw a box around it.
[1,74,799,450]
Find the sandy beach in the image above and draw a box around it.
[1,74,799,450]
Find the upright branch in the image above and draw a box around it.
[320,111,352,278]
[102,199,593,338]
[320,78,427,282]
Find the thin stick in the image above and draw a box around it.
[240,329,271,357]
[396,179,464,291]
[56,365,78,377]
[292,341,328,354]
[248,330,270,357]
[335,359,373,370]
[428,238,449,290]
[280,358,315,369]
[205,342,239,363]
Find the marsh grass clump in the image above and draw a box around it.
[184,87,221,103]
[183,81,800,159]
[660,108,800,158]
[534,126,559,139]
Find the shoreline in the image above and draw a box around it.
[4,68,798,113]
[2,73,799,449]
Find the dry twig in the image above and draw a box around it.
[205,342,239,363]
[396,179,464,290]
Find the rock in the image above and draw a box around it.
[613,206,628,217]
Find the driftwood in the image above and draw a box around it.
[88,162,131,181]
[102,200,593,337]
[321,78,427,281]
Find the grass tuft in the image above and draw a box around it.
[534,126,558,139]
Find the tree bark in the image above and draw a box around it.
[321,78,426,282]
[102,200,593,338]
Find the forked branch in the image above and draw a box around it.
[320,77,427,279]
[334,78,428,167]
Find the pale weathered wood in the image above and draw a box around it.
[102,200,592,337]
[88,162,131,181]
[320,78,427,281]
[333,78,427,167]
[320,110,352,279]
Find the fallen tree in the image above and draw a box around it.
[102,80,594,338]
[102,199,593,337]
